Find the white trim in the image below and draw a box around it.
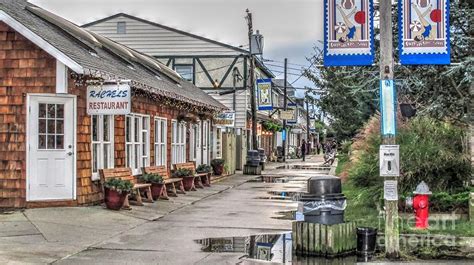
[91,115,115,181]
[0,11,84,74]
[56,60,68,94]
[26,93,77,202]
[154,117,168,167]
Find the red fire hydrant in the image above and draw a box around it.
[412,181,432,229]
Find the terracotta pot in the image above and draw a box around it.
[182,176,195,191]
[150,183,165,200]
[212,165,224,176]
[104,188,127,210]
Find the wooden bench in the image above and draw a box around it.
[143,166,185,199]
[174,162,210,189]
[100,167,153,209]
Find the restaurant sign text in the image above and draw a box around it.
[87,84,131,115]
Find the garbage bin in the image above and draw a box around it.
[299,176,346,225]
[246,150,261,166]
[356,227,377,260]
[257,148,267,170]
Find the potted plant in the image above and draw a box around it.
[211,159,225,176]
[173,168,194,191]
[196,164,212,186]
[139,173,164,200]
[103,178,133,210]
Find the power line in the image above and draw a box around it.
[262,58,311,68]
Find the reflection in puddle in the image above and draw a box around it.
[195,232,358,264]
[249,175,291,183]
[275,165,331,171]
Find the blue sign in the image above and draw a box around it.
[256,78,273,110]
[282,129,286,141]
[398,0,450,65]
[324,0,375,66]
[380,80,397,136]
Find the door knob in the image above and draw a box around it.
[67,152,73,156]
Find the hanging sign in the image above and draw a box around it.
[279,110,294,120]
[214,111,235,127]
[256,78,273,110]
[87,83,131,115]
[324,0,374,66]
[287,102,297,124]
[380,145,400,177]
[380,80,396,136]
[398,0,450,65]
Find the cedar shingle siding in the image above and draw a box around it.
[0,22,198,208]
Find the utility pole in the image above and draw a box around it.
[379,0,399,259]
[282,58,288,162]
[306,96,310,143]
[246,9,257,150]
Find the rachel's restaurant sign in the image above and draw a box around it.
[214,111,235,128]
[87,84,131,115]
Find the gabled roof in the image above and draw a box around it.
[0,1,226,111]
[83,13,248,55]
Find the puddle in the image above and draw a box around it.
[249,175,290,183]
[272,210,296,220]
[195,232,359,264]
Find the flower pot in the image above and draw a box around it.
[182,176,195,191]
[212,165,224,176]
[150,183,165,200]
[400,103,417,118]
[104,188,127,210]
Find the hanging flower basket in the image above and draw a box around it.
[400,103,417,118]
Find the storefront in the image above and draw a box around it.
[0,2,225,208]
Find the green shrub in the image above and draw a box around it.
[211,159,225,167]
[104,178,133,194]
[196,164,212,173]
[429,190,470,213]
[173,168,193,177]
[139,173,163,184]
[348,116,470,207]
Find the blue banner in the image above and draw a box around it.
[398,0,450,65]
[380,80,397,136]
[324,0,375,66]
[256,78,273,111]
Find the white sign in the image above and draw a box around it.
[214,111,235,127]
[380,145,400,177]
[279,110,294,120]
[384,180,398,201]
[87,84,131,115]
[380,80,396,136]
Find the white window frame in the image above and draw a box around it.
[126,114,150,175]
[154,117,167,167]
[190,122,200,161]
[91,115,114,181]
[171,120,186,164]
[117,21,126,34]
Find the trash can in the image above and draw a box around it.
[356,227,377,260]
[246,150,261,166]
[299,176,346,225]
[257,148,267,170]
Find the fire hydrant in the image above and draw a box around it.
[412,181,432,229]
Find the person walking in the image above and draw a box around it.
[301,139,307,162]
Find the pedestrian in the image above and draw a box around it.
[301,139,306,162]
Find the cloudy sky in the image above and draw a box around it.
[30,0,325,92]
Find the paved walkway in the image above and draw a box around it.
[0,156,328,264]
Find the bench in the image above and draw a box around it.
[174,162,210,188]
[143,166,185,199]
[100,167,153,209]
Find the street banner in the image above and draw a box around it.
[324,0,374,66]
[87,83,131,115]
[380,80,396,136]
[214,111,235,127]
[287,102,297,124]
[398,0,450,65]
[256,78,273,110]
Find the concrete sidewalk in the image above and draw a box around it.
[0,156,325,264]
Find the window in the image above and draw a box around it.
[126,114,150,175]
[174,65,194,82]
[117,21,126,34]
[154,117,167,166]
[171,120,186,164]
[38,103,64,150]
[91,115,114,180]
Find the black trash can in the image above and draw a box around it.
[356,227,377,260]
[246,150,261,166]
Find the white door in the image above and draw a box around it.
[195,121,202,165]
[28,95,75,201]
